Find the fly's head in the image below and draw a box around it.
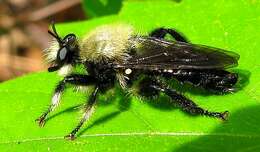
[47,23,79,72]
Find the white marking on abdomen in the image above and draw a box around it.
[125,68,132,75]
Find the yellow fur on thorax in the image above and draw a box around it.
[79,24,133,63]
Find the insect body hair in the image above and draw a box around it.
[44,39,59,64]
[38,23,239,140]
[80,24,135,88]
[45,39,74,76]
[45,23,136,88]
[79,24,134,63]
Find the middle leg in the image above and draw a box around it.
[65,86,99,140]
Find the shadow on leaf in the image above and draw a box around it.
[231,69,251,92]
[78,111,121,136]
[44,86,131,130]
[175,105,260,152]
[45,103,83,122]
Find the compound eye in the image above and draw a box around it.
[64,34,76,44]
[68,35,75,42]
[59,47,68,61]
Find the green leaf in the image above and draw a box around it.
[1,0,260,151]
[82,0,123,18]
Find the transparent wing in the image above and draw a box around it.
[115,37,239,70]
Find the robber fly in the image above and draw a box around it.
[36,23,239,140]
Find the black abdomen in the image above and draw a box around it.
[162,69,238,93]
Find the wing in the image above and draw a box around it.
[114,37,239,70]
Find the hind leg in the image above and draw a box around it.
[150,28,189,42]
[138,77,228,120]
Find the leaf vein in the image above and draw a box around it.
[1,132,260,145]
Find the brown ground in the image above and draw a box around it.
[0,0,85,81]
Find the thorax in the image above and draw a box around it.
[85,62,116,89]
[79,24,133,63]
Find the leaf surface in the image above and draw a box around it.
[0,0,260,151]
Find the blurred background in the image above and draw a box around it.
[0,0,85,81]
[0,0,124,82]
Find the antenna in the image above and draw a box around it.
[48,21,62,44]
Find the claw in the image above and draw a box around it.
[64,133,76,140]
[220,111,229,121]
[35,116,46,127]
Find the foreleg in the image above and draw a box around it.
[36,74,96,127]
